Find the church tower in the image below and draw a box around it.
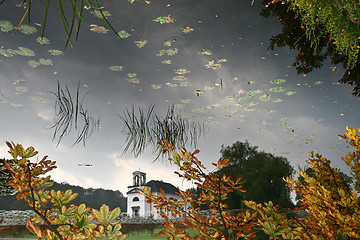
[132,170,146,186]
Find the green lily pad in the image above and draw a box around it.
[161,60,172,64]
[175,104,185,108]
[10,102,23,107]
[173,75,186,81]
[272,98,283,102]
[205,60,221,69]
[18,24,37,34]
[48,49,63,55]
[0,99,8,103]
[0,49,16,57]
[314,80,323,85]
[153,15,175,24]
[181,99,192,104]
[249,101,258,107]
[28,96,49,103]
[36,37,50,44]
[204,86,214,90]
[91,10,111,19]
[0,20,14,32]
[224,106,232,110]
[166,48,178,56]
[285,91,296,96]
[260,94,271,101]
[109,65,124,71]
[117,30,131,39]
[127,73,137,78]
[179,82,190,87]
[90,24,109,34]
[39,58,52,65]
[15,47,35,56]
[15,86,28,92]
[199,49,212,55]
[151,84,162,89]
[192,107,208,114]
[269,87,286,92]
[28,60,41,67]
[278,118,288,126]
[134,39,147,48]
[182,26,193,33]
[232,76,239,81]
[174,68,190,75]
[128,78,140,84]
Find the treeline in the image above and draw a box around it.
[0,180,127,211]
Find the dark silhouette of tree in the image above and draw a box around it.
[217,141,295,209]
[261,1,360,97]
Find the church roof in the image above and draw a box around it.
[145,180,178,194]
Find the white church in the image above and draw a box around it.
[126,171,187,219]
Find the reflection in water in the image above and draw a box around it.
[119,105,204,159]
[50,82,100,146]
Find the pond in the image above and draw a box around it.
[0,0,359,195]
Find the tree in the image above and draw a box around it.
[261,0,360,97]
[218,141,295,209]
[0,158,16,196]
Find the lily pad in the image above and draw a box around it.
[175,104,185,108]
[28,96,49,103]
[272,98,283,102]
[134,39,147,48]
[0,49,16,57]
[153,15,175,24]
[204,86,214,90]
[174,68,190,75]
[91,10,111,19]
[48,49,63,55]
[15,47,35,56]
[39,58,52,65]
[199,49,212,55]
[10,102,23,107]
[278,118,288,126]
[285,91,296,96]
[36,37,50,44]
[109,65,124,71]
[151,84,162,89]
[314,80,323,85]
[181,99,192,104]
[90,24,109,34]
[232,76,239,81]
[18,24,37,34]
[192,107,208,114]
[182,26,193,33]
[117,30,131,39]
[128,78,140,84]
[224,106,232,110]
[127,73,137,78]
[28,60,41,67]
[173,75,186,81]
[15,86,28,92]
[205,60,221,69]
[179,82,190,87]
[0,20,14,32]
[260,94,271,101]
[161,60,172,64]
[269,87,286,92]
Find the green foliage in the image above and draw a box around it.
[1,141,126,240]
[218,140,295,208]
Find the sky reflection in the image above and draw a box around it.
[0,0,359,195]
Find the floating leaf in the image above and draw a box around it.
[36,37,50,44]
[221,114,231,117]
[205,60,221,69]
[238,91,257,101]
[181,99,192,104]
[217,58,227,63]
[278,118,288,126]
[48,49,63,55]
[28,60,41,67]
[91,10,111,19]
[175,104,185,108]
[249,101,258,107]
[166,48,178,56]
[269,87,286,92]
[28,96,49,103]
[182,26,193,33]
[226,95,236,99]
[204,86,214,90]
[0,20,14,32]
[0,49,16,57]
[199,49,212,55]
[207,104,220,109]
[174,68,190,75]
[128,78,140,83]
[10,102,23,107]
[117,30,131,39]
[179,82,190,87]
[127,73,137,78]
[39,58,52,65]
[232,76,239,81]
[0,99,8,103]
[224,106,232,110]
[90,24,109,34]
[151,84,162,89]
[285,91,296,96]
[192,107,208,114]
[272,79,286,84]
[173,75,187,81]
[15,47,35,56]
[164,41,172,47]
[153,15,175,24]
[134,39,147,48]
[272,98,283,102]
[161,60,171,64]
[260,94,271,101]
[18,24,37,34]
[15,86,28,92]
[109,65,124,71]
